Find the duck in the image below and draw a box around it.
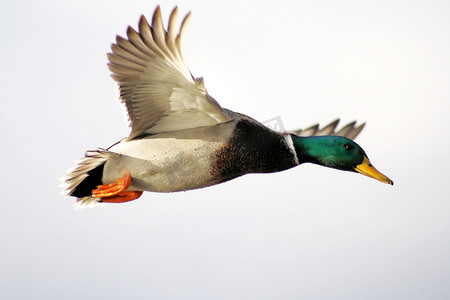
[62,6,393,208]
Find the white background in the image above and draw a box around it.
[1,0,449,299]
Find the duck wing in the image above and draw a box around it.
[288,119,365,140]
[107,6,231,140]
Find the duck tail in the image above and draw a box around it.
[60,149,112,209]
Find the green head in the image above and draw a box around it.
[290,135,393,185]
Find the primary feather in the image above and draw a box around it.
[290,119,365,140]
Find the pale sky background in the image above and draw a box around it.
[1,0,449,299]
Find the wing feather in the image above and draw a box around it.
[166,7,179,57]
[107,6,230,140]
[109,44,148,67]
[335,121,356,137]
[317,119,340,135]
[289,119,365,140]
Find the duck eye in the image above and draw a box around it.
[344,144,354,151]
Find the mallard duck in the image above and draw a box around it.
[62,6,393,208]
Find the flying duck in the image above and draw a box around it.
[62,6,393,208]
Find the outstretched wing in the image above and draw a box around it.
[108,6,231,140]
[288,119,365,140]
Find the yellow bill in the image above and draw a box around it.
[355,156,393,185]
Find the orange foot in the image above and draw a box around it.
[92,172,143,203]
[98,191,143,203]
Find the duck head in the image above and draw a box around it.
[290,135,393,185]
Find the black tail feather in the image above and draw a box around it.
[70,164,105,198]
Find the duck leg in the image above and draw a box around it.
[97,191,143,203]
[92,172,143,203]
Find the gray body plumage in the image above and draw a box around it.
[103,111,298,192]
